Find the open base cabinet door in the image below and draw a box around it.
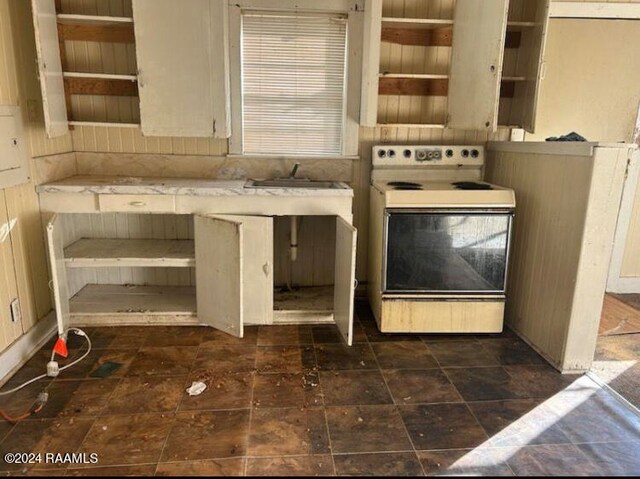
[195,214,273,337]
[46,214,70,336]
[334,217,357,345]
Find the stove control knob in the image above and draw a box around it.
[403,149,412,158]
[461,149,470,158]
[445,149,454,158]
[377,149,386,158]
[471,149,480,158]
[388,149,396,158]
[415,149,428,161]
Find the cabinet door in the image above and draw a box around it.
[508,0,550,133]
[195,214,272,337]
[46,214,70,336]
[132,0,230,138]
[447,0,509,131]
[226,215,273,326]
[334,217,357,345]
[31,0,69,138]
[360,0,383,127]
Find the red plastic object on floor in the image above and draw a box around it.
[53,337,68,358]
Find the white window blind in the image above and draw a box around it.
[241,13,347,156]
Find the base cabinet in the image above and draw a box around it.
[46,212,357,345]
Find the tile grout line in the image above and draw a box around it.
[370,336,427,476]
[47,331,138,475]
[152,332,204,475]
[244,329,260,477]
[311,325,338,476]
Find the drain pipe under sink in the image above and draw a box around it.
[290,216,299,262]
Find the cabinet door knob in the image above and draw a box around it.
[129,201,146,207]
[262,261,271,276]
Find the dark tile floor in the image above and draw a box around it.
[594,317,640,409]
[0,301,638,476]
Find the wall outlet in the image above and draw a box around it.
[10,298,21,324]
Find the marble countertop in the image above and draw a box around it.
[37,175,353,197]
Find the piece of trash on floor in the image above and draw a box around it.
[186,381,207,396]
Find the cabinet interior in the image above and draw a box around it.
[377,0,545,130]
[55,0,140,127]
[60,213,339,324]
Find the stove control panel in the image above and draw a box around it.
[373,145,484,167]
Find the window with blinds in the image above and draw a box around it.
[241,13,347,156]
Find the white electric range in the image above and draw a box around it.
[368,145,516,333]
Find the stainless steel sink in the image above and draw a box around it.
[245,179,345,189]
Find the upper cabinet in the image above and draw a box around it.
[31,0,230,138]
[447,0,509,131]
[132,0,230,138]
[360,0,549,133]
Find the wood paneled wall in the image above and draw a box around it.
[485,144,629,371]
[0,0,74,352]
[622,174,640,277]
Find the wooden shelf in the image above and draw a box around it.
[382,18,521,49]
[63,72,137,81]
[379,76,517,98]
[375,123,514,130]
[376,123,446,129]
[64,74,138,97]
[69,284,197,325]
[379,76,448,96]
[57,16,135,43]
[68,121,140,128]
[57,14,133,25]
[379,73,448,80]
[507,21,536,31]
[64,239,195,268]
[381,17,453,29]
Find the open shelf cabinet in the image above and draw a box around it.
[361,0,549,132]
[32,0,231,137]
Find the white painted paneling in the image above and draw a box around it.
[334,216,357,345]
[31,0,69,137]
[360,0,382,127]
[194,214,243,337]
[485,143,630,372]
[46,214,70,336]
[220,215,273,326]
[132,0,228,137]
[448,0,508,131]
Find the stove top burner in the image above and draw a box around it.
[452,181,494,190]
[393,185,423,190]
[387,181,422,188]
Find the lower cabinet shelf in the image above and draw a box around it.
[68,283,336,326]
[64,238,195,268]
[69,284,197,326]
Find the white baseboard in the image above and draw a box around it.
[606,277,640,294]
[0,312,56,387]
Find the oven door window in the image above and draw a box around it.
[384,211,512,294]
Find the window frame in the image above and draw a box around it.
[228,0,364,158]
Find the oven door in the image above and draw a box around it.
[383,209,513,294]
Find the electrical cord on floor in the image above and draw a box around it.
[0,328,91,424]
